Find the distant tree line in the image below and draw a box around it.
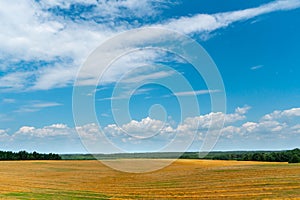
[0,150,61,160]
[179,149,300,163]
[210,148,300,163]
[60,149,300,163]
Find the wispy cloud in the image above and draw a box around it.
[31,102,62,108]
[162,0,300,35]
[250,65,264,70]
[121,71,174,83]
[173,89,221,96]
[133,88,154,95]
[2,98,16,104]
[0,114,13,122]
[97,88,154,101]
[14,101,62,113]
[0,0,299,91]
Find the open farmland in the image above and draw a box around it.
[0,160,299,199]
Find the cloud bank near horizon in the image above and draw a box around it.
[1,106,299,153]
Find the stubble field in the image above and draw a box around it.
[0,159,299,199]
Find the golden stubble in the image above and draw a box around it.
[0,159,299,199]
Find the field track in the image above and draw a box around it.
[0,160,299,199]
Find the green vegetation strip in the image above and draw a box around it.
[60,148,300,163]
[0,191,110,200]
[0,150,61,160]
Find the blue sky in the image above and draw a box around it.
[0,0,300,153]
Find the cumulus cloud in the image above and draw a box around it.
[262,107,300,120]
[1,106,300,152]
[81,105,249,152]
[235,105,251,115]
[76,123,102,142]
[0,123,85,153]
[222,107,300,141]
[291,124,300,134]
[0,106,248,152]
[15,124,71,138]
[0,129,9,139]
[104,117,174,139]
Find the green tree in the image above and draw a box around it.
[289,154,300,163]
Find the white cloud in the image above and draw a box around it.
[250,65,264,70]
[14,101,62,113]
[0,0,299,91]
[15,124,71,138]
[235,105,251,115]
[1,106,300,152]
[32,102,62,108]
[31,63,79,90]
[0,129,9,140]
[0,123,85,153]
[282,108,300,117]
[173,90,220,96]
[178,106,249,134]
[104,117,174,139]
[0,0,175,91]
[262,107,300,120]
[291,124,300,134]
[242,122,258,133]
[78,48,184,87]
[0,107,246,152]
[2,98,16,104]
[1,105,248,152]
[76,123,102,141]
[0,71,34,91]
[221,126,242,138]
[38,0,171,20]
[162,0,300,35]
[222,107,300,141]
[121,71,174,84]
[246,120,285,133]
[97,67,175,101]
[0,0,112,90]
[0,113,13,122]
[78,106,249,151]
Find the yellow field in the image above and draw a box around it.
[0,160,299,199]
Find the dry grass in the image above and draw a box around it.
[0,159,299,199]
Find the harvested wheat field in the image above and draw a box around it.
[0,160,299,199]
